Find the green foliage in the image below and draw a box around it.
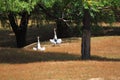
[41,0,59,8]
[0,0,119,20]
[0,0,39,13]
[82,0,104,18]
[106,0,120,7]
[0,0,120,31]
[72,0,120,22]
[51,0,63,18]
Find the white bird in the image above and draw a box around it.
[50,28,62,45]
[33,36,45,51]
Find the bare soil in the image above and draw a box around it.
[0,36,120,80]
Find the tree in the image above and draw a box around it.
[64,0,104,59]
[81,0,103,59]
[0,0,39,47]
[68,0,120,59]
[0,0,67,47]
[8,12,29,48]
[81,9,91,59]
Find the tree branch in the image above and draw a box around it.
[37,3,58,20]
[8,12,18,33]
[36,3,70,24]
[20,12,30,30]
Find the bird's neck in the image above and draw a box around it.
[54,34,57,40]
[37,37,41,48]
[54,30,57,40]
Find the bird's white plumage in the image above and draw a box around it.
[50,28,62,45]
[33,36,45,51]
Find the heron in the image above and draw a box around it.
[33,36,45,51]
[50,28,62,45]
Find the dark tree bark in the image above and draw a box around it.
[56,19,72,38]
[8,12,29,48]
[81,9,91,60]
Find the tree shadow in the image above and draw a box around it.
[0,48,80,64]
[90,55,120,62]
[0,48,120,64]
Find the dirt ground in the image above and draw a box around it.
[0,36,120,80]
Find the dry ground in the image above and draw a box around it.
[0,36,120,80]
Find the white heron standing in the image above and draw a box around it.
[50,28,62,45]
[33,36,45,51]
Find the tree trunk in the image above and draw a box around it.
[15,30,26,48]
[81,9,91,60]
[8,12,29,48]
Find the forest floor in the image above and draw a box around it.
[0,36,120,80]
[0,23,120,80]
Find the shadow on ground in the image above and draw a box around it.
[0,48,79,64]
[91,55,120,62]
[0,48,120,64]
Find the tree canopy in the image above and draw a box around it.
[0,0,37,13]
[0,0,119,22]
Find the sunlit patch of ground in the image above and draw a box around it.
[0,36,120,80]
